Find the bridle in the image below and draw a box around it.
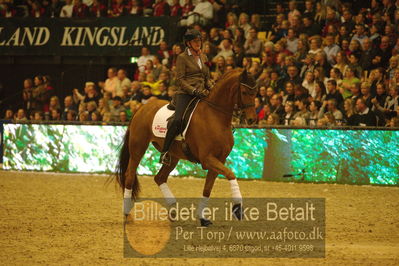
[202,80,257,118]
[237,82,257,110]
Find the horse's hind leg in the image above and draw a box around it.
[198,170,218,227]
[154,156,179,206]
[203,156,243,220]
[123,139,150,216]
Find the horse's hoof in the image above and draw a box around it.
[123,198,133,216]
[168,209,177,222]
[232,203,243,220]
[200,218,213,227]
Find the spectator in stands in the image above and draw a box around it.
[351,24,368,47]
[157,41,172,66]
[72,0,89,17]
[343,98,356,125]
[33,111,44,121]
[0,3,16,17]
[374,85,399,119]
[31,75,46,112]
[109,96,125,121]
[90,111,101,122]
[269,94,285,122]
[86,101,97,120]
[60,0,74,17]
[169,0,181,16]
[97,97,110,117]
[293,98,310,122]
[50,109,61,121]
[348,52,363,79]
[137,47,155,73]
[324,34,341,66]
[125,100,140,119]
[181,0,194,15]
[308,99,322,126]
[254,97,264,121]
[302,71,316,97]
[325,79,344,108]
[48,96,61,115]
[127,0,143,16]
[79,110,89,122]
[30,1,45,17]
[156,80,170,101]
[45,0,62,17]
[209,28,221,47]
[287,1,301,26]
[108,0,126,17]
[308,36,323,55]
[238,13,251,39]
[153,0,170,16]
[333,50,349,77]
[115,69,131,97]
[61,96,77,120]
[282,81,296,104]
[286,28,299,54]
[283,100,296,125]
[118,110,127,122]
[302,16,321,37]
[244,27,263,57]
[312,80,327,102]
[189,0,213,27]
[213,38,234,61]
[104,67,118,97]
[140,85,153,104]
[303,0,315,18]
[322,98,343,121]
[3,109,14,121]
[349,98,377,126]
[15,109,28,121]
[283,65,301,87]
[372,36,393,69]
[226,12,238,33]
[89,0,107,17]
[341,67,360,95]
[66,110,76,121]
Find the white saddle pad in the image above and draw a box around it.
[152,103,199,140]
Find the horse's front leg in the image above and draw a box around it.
[155,156,180,212]
[198,170,218,227]
[203,156,243,220]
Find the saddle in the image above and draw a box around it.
[152,98,201,164]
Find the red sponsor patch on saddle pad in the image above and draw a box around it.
[152,104,199,140]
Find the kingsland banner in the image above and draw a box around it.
[0,17,178,56]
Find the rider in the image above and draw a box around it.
[160,29,214,165]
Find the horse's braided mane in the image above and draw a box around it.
[215,68,242,87]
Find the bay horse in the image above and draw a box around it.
[116,69,257,226]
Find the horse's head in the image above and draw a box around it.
[237,70,257,125]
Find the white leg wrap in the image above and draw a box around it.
[124,188,132,199]
[229,179,242,204]
[159,183,176,206]
[197,197,210,219]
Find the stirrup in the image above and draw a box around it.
[160,152,171,166]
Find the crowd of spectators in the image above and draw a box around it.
[2,0,399,127]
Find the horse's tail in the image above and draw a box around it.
[115,126,140,200]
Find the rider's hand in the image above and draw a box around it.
[193,89,209,99]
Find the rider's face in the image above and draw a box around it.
[189,38,202,51]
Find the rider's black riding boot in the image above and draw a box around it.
[160,124,179,165]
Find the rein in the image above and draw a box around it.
[201,81,257,118]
